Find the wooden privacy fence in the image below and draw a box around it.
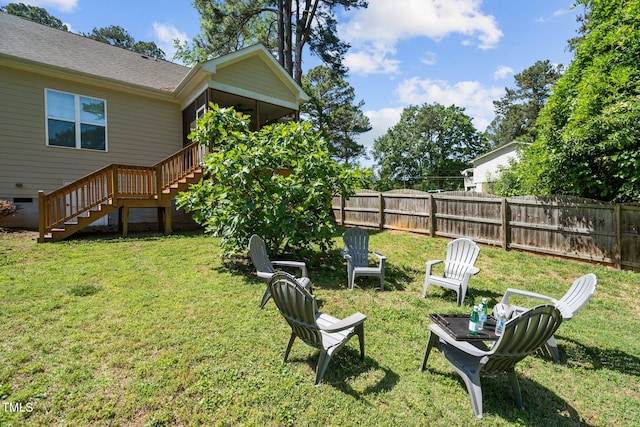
[332,189,640,271]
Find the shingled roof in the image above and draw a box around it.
[0,11,190,92]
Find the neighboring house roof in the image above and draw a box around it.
[0,12,189,92]
[472,141,528,166]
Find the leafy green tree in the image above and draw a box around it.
[301,66,371,165]
[485,60,563,148]
[503,0,640,202]
[175,0,368,84]
[373,103,486,191]
[176,104,367,255]
[85,25,166,59]
[2,2,68,30]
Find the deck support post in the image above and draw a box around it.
[118,206,129,237]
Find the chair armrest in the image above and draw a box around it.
[320,312,366,332]
[271,260,308,277]
[425,259,443,276]
[500,288,557,305]
[428,324,488,357]
[257,271,274,280]
[371,251,386,261]
[467,266,480,275]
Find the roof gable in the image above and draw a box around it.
[200,44,309,108]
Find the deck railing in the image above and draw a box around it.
[38,143,208,241]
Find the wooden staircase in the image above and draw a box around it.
[38,143,207,243]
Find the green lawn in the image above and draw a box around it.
[1,228,638,426]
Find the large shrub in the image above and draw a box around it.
[177,104,368,256]
[499,0,640,201]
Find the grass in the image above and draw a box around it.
[0,228,639,426]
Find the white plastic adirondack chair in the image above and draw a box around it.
[268,272,366,385]
[248,234,311,308]
[423,238,480,306]
[421,304,563,418]
[341,227,386,291]
[499,273,597,362]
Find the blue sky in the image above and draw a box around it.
[3,0,583,163]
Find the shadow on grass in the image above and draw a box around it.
[222,244,421,293]
[422,286,507,308]
[287,346,400,399]
[64,228,205,243]
[558,337,640,376]
[425,367,592,426]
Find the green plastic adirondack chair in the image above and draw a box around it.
[268,272,366,385]
[342,227,386,291]
[421,304,563,419]
[248,234,310,308]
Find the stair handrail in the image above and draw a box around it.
[38,164,115,241]
[38,142,209,242]
[155,142,208,198]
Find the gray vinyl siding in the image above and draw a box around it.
[0,65,183,228]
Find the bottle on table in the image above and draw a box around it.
[479,298,488,330]
[468,305,480,335]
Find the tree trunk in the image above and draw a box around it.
[283,0,293,76]
[277,0,284,68]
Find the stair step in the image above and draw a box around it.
[41,150,204,242]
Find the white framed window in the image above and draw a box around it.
[45,89,107,151]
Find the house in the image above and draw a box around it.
[0,12,309,241]
[462,141,528,192]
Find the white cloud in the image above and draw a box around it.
[421,52,437,66]
[395,77,503,130]
[153,22,189,62]
[354,107,404,167]
[340,0,503,76]
[344,42,401,75]
[535,6,572,23]
[493,65,514,80]
[363,107,404,144]
[14,0,78,13]
[553,8,570,17]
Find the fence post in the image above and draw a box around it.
[501,198,509,250]
[378,192,384,230]
[340,194,345,226]
[615,204,622,269]
[428,194,436,237]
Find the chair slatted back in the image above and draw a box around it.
[556,273,597,320]
[444,238,480,281]
[484,305,562,373]
[269,272,322,349]
[249,234,275,275]
[342,228,371,267]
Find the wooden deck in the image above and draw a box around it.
[38,143,208,243]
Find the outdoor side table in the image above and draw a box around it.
[429,313,498,341]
